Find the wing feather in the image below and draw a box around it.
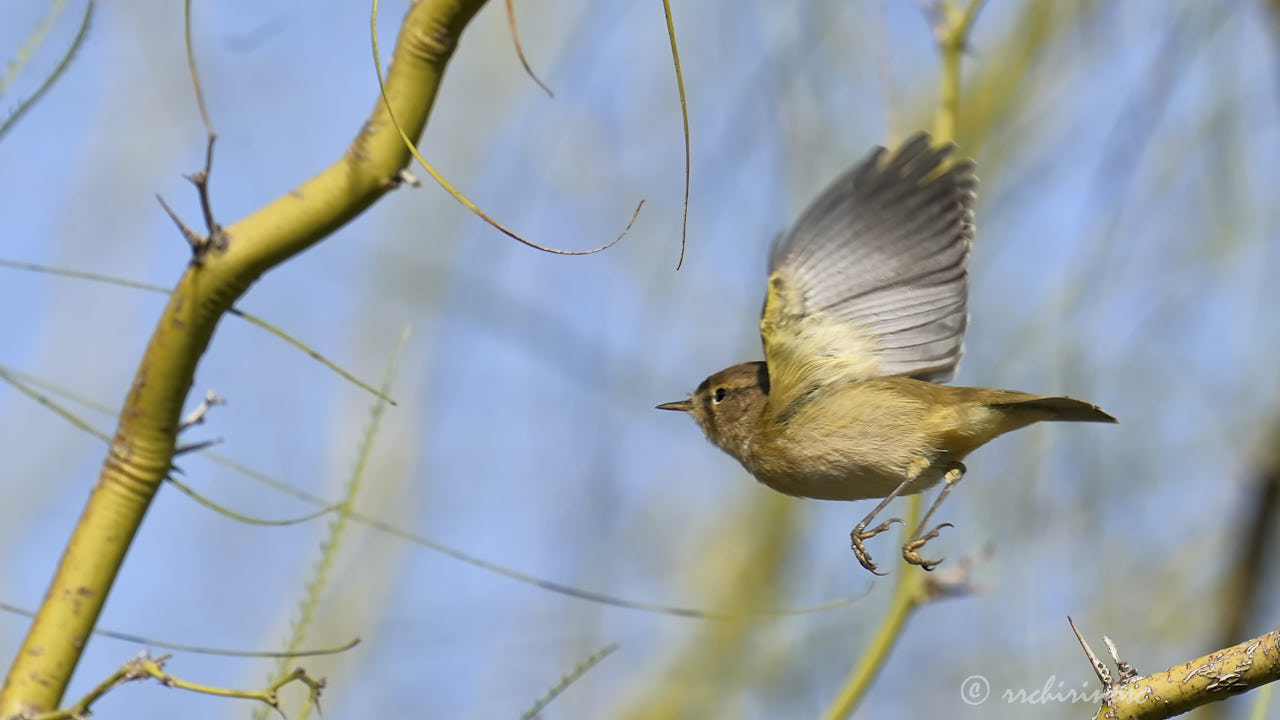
[760,133,977,408]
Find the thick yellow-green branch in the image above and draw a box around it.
[0,1,487,715]
[1091,629,1280,719]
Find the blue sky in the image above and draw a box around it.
[2,0,1279,717]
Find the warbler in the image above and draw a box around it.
[659,133,1115,574]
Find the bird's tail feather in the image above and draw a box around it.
[990,395,1117,424]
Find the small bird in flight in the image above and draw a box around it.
[659,133,1115,574]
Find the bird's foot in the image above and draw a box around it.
[902,522,954,571]
[850,517,903,576]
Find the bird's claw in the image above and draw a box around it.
[850,517,903,575]
[902,522,954,571]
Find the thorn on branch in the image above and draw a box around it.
[1104,635,1140,683]
[385,168,421,189]
[1068,616,1114,691]
[175,437,223,457]
[156,193,205,255]
[180,390,226,432]
[184,134,229,253]
[161,134,230,264]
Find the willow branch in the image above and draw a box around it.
[820,496,925,720]
[933,0,985,144]
[0,1,488,715]
[1079,627,1280,719]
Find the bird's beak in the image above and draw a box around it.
[656,398,693,412]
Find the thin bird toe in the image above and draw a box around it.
[902,546,944,571]
[851,539,886,576]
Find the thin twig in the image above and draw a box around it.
[165,476,341,527]
[261,329,407,720]
[0,365,110,442]
[183,135,228,252]
[1,360,868,623]
[183,0,214,135]
[504,0,554,98]
[0,0,72,96]
[0,258,394,403]
[0,600,358,658]
[520,644,618,720]
[371,0,642,256]
[181,1,227,256]
[28,653,325,720]
[660,0,690,269]
[0,0,92,141]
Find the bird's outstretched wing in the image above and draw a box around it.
[760,133,977,408]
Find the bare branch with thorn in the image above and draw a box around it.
[159,136,229,263]
[1069,620,1280,719]
[183,135,229,253]
[22,652,325,720]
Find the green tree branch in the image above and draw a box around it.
[0,0,488,715]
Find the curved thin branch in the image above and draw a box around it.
[519,644,618,720]
[504,0,554,97]
[0,600,357,658]
[164,476,340,526]
[0,258,394,403]
[0,0,71,96]
[3,360,870,623]
[372,0,644,256]
[661,0,690,269]
[183,0,213,135]
[0,0,93,141]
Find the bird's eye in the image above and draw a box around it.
[713,387,727,403]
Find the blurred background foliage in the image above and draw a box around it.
[1,0,1279,717]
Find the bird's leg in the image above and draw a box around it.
[902,461,966,571]
[850,458,930,575]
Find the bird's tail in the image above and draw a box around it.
[989,395,1117,424]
